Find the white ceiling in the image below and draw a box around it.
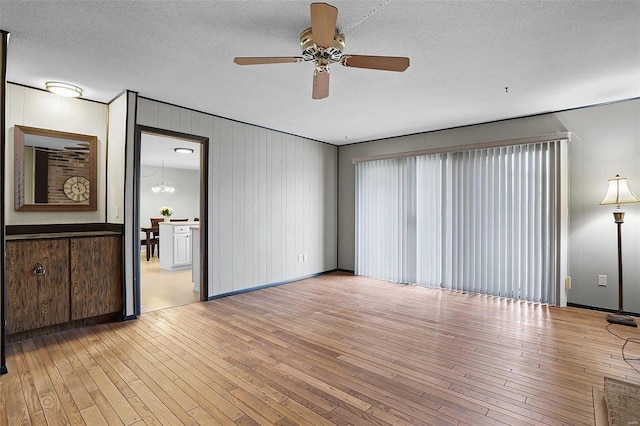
[1,1,639,146]
[141,132,201,170]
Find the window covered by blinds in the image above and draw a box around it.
[355,140,565,304]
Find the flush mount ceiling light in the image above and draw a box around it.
[174,147,194,154]
[45,81,83,98]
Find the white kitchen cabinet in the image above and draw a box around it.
[173,232,192,266]
[191,226,200,292]
[159,222,197,271]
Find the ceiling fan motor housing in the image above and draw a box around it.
[300,27,345,67]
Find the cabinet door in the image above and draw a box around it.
[173,233,192,265]
[6,239,70,334]
[70,236,123,320]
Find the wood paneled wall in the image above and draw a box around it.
[106,93,127,224]
[4,84,108,225]
[137,99,338,298]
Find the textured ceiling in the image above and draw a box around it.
[1,1,639,146]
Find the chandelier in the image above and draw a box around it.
[151,161,175,193]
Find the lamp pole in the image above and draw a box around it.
[614,210,624,313]
[606,207,637,327]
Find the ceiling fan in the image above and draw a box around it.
[233,2,410,99]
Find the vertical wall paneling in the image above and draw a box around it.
[270,132,283,282]
[5,84,108,225]
[218,119,233,294]
[123,91,138,318]
[257,128,267,285]
[107,93,128,224]
[244,125,254,289]
[210,115,221,295]
[1,29,9,374]
[135,98,337,298]
[286,135,296,279]
[232,122,245,290]
[324,144,338,269]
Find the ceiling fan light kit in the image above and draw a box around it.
[233,2,410,99]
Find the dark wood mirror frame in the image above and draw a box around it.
[14,125,98,211]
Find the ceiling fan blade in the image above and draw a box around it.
[341,55,410,72]
[234,57,304,65]
[312,69,330,99]
[310,3,338,48]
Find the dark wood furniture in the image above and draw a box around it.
[6,231,123,341]
[140,217,165,261]
[141,225,159,261]
[70,236,122,320]
[6,239,70,334]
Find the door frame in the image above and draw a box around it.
[133,125,209,316]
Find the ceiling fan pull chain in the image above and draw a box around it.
[345,0,393,31]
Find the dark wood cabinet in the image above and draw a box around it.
[70,236,122,320]
[6,233,123,339]
[6,239,70,334]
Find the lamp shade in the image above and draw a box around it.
[600,175,640,206]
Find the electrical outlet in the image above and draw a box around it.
[598,275,607,287]
[565,276,571,290]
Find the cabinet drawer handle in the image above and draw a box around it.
[34,262,46,276]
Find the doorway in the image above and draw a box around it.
[136,128,207,313]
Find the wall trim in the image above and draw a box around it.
[136,95,335,147]
[567,302,640,318]
[206,269,338,301]
[134,125,210,312]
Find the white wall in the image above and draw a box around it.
[5,84,108,225]
[338,99,640,313]
[107,92,127,224]
[137,98,338,298]
[139,165,200,224]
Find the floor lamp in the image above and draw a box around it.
[600,174,640,327]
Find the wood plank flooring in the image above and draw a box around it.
[2,272,640,425]
[140,253,199,313]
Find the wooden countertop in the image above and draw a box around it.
[6,230,122,241]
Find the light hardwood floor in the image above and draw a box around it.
[2,272,640,425]
[140,252,199,313]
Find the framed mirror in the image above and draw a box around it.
[14,125,97,211]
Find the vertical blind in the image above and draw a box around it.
[355,141,563,304]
